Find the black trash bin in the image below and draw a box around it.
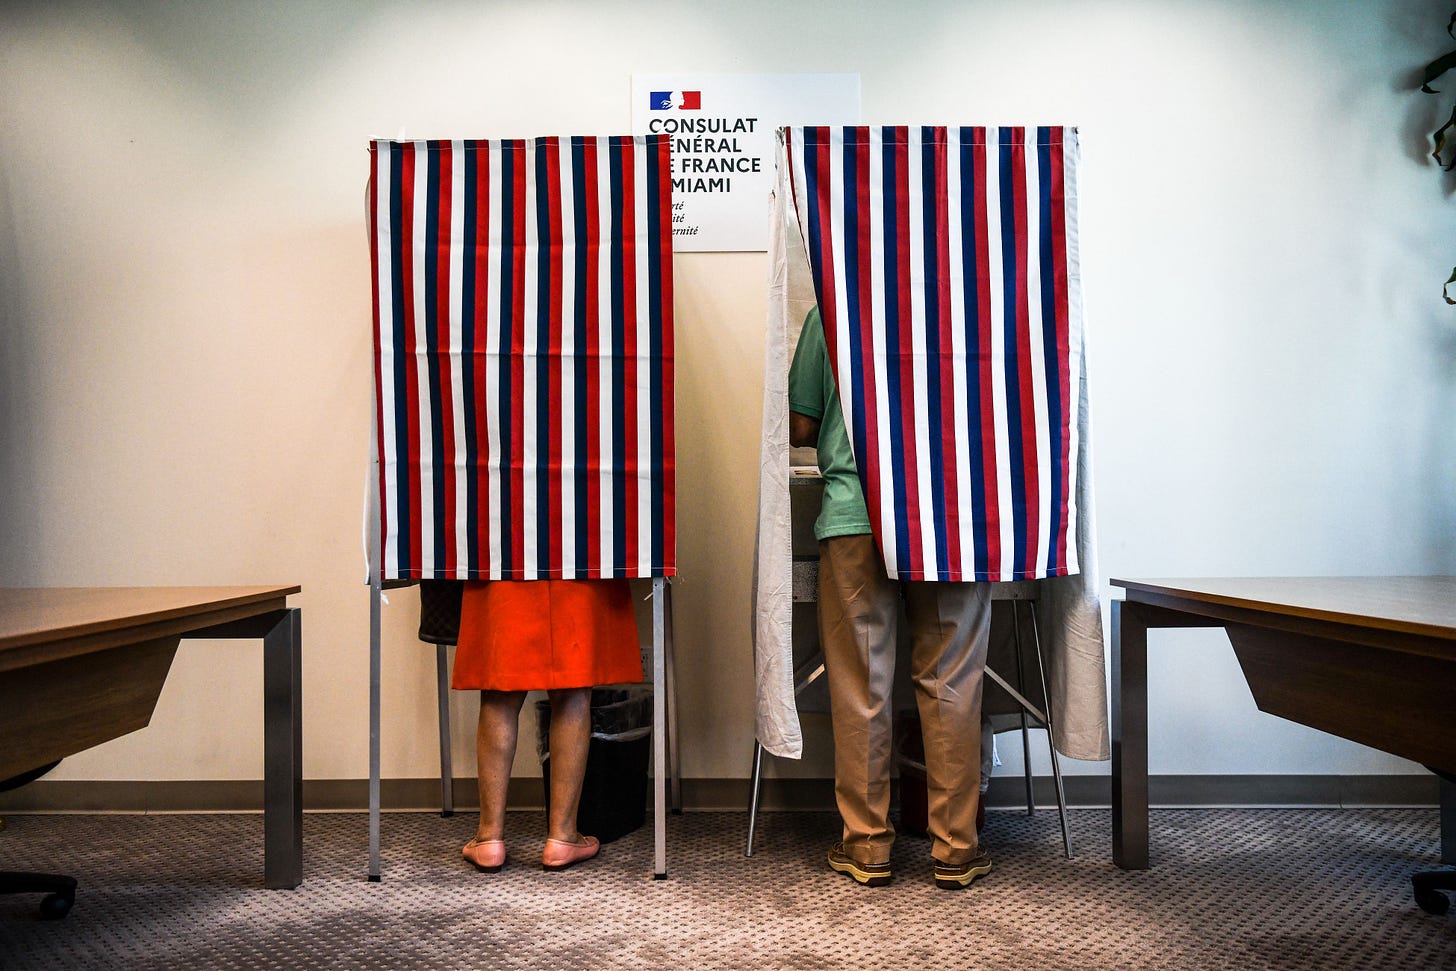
[894,710,930,838]
[536,685,653,844]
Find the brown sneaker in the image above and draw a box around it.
[933,849,992,889]
[827,843,892,887]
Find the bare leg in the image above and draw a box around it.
[545,686,592,843]
[475,690,527,842]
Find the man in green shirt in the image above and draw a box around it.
[788,307,993,890]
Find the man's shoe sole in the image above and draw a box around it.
[828,855,892,887]
[933,858,992,890]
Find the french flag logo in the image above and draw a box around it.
[650,90,701,111]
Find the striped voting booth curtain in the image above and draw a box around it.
[785,126,1082,581]
[369,136,675,580]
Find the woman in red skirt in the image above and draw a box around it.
[452,578,642,872]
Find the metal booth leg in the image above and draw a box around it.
[368,571,382,882]
[664,580,682,815]
[983,601,1072,861]
[367,399,384,883]
[1028,607,1073,859]
[1012,603,1035,815]
[652,577,668,879]
[744,654,825,858]
[745,742,765,856]
[436,643,454,817]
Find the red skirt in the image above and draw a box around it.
[450,579,643,691]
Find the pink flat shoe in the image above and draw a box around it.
[541,835,600,871]
[462,838,506,873]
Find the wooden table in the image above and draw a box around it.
[0,586,303,888]
[1110,576,1456,870]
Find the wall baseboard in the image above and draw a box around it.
[0,774,1437,814]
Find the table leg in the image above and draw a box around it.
[263,608,303,889]
[1111,599,1149,870]
[1442,774,1455,865]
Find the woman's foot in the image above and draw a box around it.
[541,835,600,871]
[462,837,506,873]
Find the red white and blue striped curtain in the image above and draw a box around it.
[368,136,675,581]
[785,126,1082,581]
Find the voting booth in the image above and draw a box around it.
[752,127,1110,828]
[365,135,681,879]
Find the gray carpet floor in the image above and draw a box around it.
[1,808,1453,969]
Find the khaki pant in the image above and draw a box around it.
[818,534,991,866]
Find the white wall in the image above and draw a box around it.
[1,0,1452,788]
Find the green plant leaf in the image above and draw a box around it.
[1421,49,1456,92]
[1433,103,1456,168]
[1444,267,1456,305]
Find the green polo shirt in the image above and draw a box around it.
[788,307,872,541]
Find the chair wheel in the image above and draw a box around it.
[1414,887,1450,915]
[1416,889,1449,915]
[1413,873,1453,915]
[39,891,73,920]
